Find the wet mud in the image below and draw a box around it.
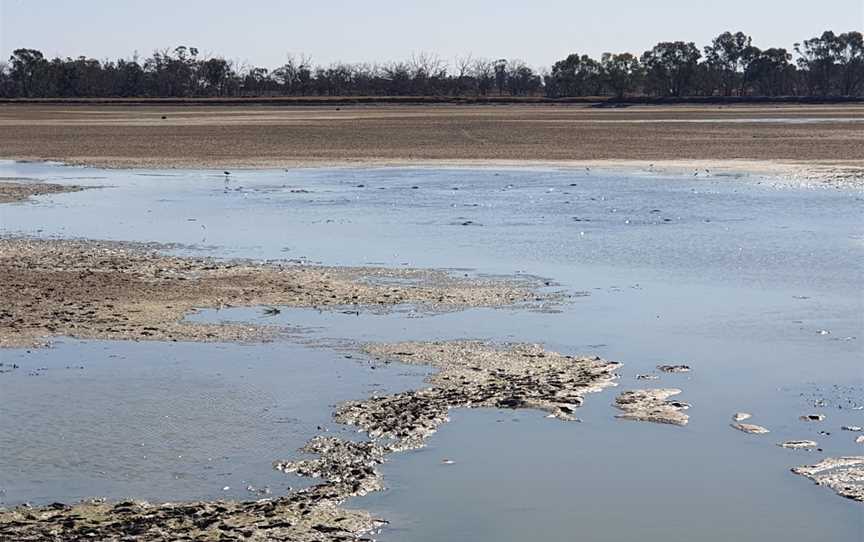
[0,179,87,203]
[0,238,555,348]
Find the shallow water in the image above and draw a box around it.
[0,161,862,540]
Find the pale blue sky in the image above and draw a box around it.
[1,0,862,69]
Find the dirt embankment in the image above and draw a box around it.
[0,238,556,348]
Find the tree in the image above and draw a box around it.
[472,58,494,96]
[9,48,47,97]
[748,48,794,96]
[493,59,508,95]
[202,58,230,96]
[836,31,864,96]
[548,53,601,96]
[704,32,757,96]
[600,52,643,98]
[641,41,701,97]
[793,30,863,95]
[506,59,541,95]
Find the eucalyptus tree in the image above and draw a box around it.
[600,52,643,98]
[641,41,701,97]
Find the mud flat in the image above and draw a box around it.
[0,179,87,203]
[0,104,862,189]
[0,341,622,541]
[0,238,555,348]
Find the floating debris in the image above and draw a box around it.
[731,422,770,434]
[732,412,752,421]
[791,456,864,502]
[778,440,819,449]
[857,436,864,444]
[614,388,690,426]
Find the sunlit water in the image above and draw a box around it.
[0,161,861,540]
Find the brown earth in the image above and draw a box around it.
[0,104,861,180]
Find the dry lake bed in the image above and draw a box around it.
[0,160,862,541]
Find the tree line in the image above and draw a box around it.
[1,30,861,99]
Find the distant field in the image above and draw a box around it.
[0,102,861,170]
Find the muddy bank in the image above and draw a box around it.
[0,238,556,348]
[0,341,622,540]
[0,180,86,203]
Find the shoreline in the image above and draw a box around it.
[4,157,864,190]
[1,103,860,187]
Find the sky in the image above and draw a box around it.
[1,0,862,69]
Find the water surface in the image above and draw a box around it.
[0,161,861,540]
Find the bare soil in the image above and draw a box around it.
[0,104,861,180]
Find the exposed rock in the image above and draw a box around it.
[799,414,826,422]
[731,422,770,434]
[778,440,819,449]
[614,388,690,426]
[857,436,864,444]
[791,456,864,502]
[842,425,863,432]
[732,412,752,421]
